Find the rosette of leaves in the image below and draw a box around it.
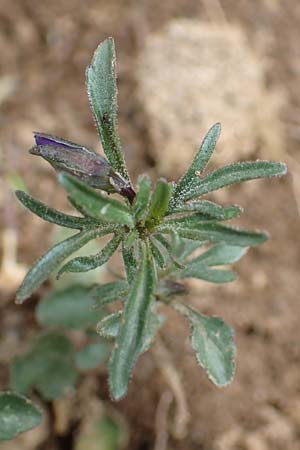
[15,37,287,400]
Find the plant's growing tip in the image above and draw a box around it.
[14,37,287,406]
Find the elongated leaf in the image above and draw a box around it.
[133,175,151,222]
[183,161,287,201]
[92,281,128,309]
[167,200,242,220]
[97,309,162,355]
[179,267,237,283]
[59,173,134,228]
[16,227,113,303]
[171,123,221,205]
[86,37,129,180]
[16,190,94,229]
[124,229,138,249]
[151,234,185,269]
[0,392,42,441]
[36,285,103,329]
[174,303,235,386]
[122,242,137,284]
[189,243,248,267]
[68,195,89,217]
[139,311,163,354]
[149,237,166,269]
[168,236,205,261]
[109,241,155,400]
[75,341,111,370]
[159,222,268,247]
[97,311,122,339]
[57,234,122,277]
[146,179,172,228]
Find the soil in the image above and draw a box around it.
[0,1,300,449]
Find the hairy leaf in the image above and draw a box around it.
[122,242,137,284]
[109,241,155,399]
[149,237,167,269]
[174,303,235,386]
[0,392,42,441]
[183,161,287,201]
[159,221,268,247]
[86,37,129,180]
[170,237,205,261]
[124,229,138,249]
[133,175,151,222]
[167,200,242,220]
[179,267,237,283]
[57,234,122,277]
[15,190,94,229]
[152,234,185,269]
[189,243,248,266]
[92,281,128,309]
[97,311,122,339]
[171,123,221,205]
[146,179,172,228]
[59,173,134,228]
[16,227,113,303]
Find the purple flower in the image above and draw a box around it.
[30,133,135,201]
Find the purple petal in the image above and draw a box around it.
[33,132,80,149]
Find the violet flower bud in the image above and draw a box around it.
[30,132,135,201]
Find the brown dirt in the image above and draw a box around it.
[0,1,300,449]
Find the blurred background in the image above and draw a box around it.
[0,0,299,449]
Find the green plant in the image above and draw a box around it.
[3,37,287,439]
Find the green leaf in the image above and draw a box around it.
[167,200,242,220]
[189,243,248,267]
[152,234,185,269]
[75,341,111,370]
[86,37,129,180]
[91,281,128,309]
[97,312,122,339]
[68,195,89,217]
[15,190,95,229]
[171,123,221,205]
[124,229,138,249]
[146,179,172,228]
[16,227,113,303]
[174,303,235,386]
[139,311,163,354]
[133,175,151,222]
[97,309,162,355]
[57,234,122,277]
[59,173,134,228]
[109,241,155,400]
[182,161,287,202]
[10,333,78,400]
[160,221,268,247]
[0,392,42,441]
[36,285,103,329]
[180,267,237,283]
[177,244,247,283]
[122,242,137,284]
[169,237,205,261]
[149,237,166,269]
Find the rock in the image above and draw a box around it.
[138,19,285,179]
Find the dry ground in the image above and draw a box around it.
[0,1,300,449]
